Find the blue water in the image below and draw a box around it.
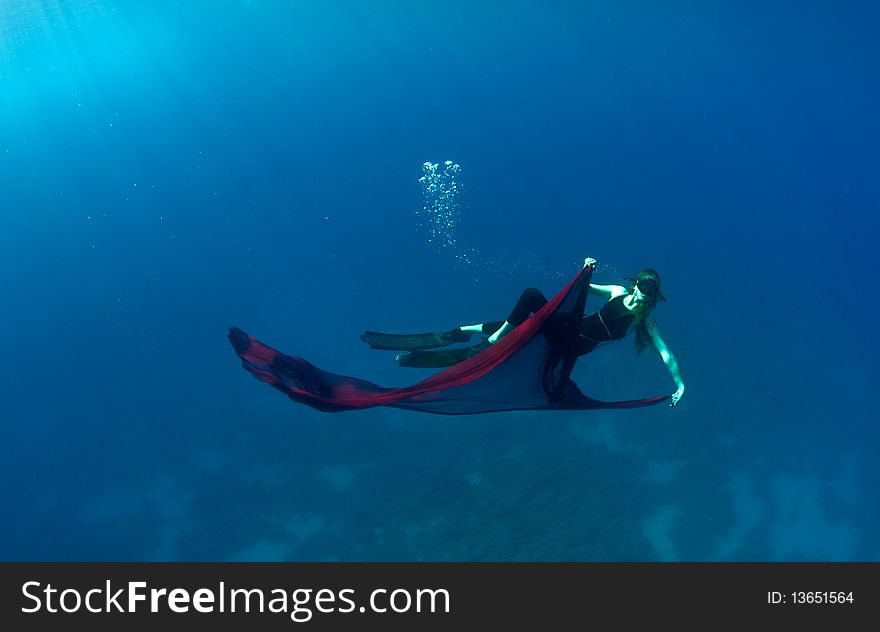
[1,0,877,561]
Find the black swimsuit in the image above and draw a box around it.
[506,289,636,356]
[573,295,635,355]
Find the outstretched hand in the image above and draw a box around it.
[583,257,597,268]
[670,386,685,407]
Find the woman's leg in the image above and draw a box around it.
[459,322,505,335]
[506,288,549,325]
[488,288,548,343]
[447,288,547,344]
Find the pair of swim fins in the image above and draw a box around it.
[360,322,503,368]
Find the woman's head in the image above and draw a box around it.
[627,269,666,353]
[629,269,666,308]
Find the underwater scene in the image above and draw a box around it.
[1,0,877,561]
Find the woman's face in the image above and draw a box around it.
[632,277,659,306]
[631,285,648,305]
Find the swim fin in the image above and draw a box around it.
[360,328,471,351]
[396,341,492,368]
[361,321,505,351]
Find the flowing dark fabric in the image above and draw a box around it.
[228,267,670,415]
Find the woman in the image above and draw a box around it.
[232,259,678,414]
[363,258,686,406]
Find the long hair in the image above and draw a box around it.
[626,269,665,354]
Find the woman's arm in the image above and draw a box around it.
[589,283,628,299]
[583,257,628,299]
[649,323,686,406]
